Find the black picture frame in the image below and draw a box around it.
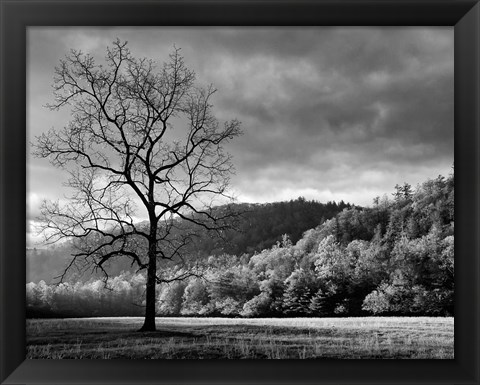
[1,1,478,384]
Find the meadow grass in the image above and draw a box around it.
[26,316,454,359]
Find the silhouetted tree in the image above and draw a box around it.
[33,40,241,331]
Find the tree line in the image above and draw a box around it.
[27,171,454,318]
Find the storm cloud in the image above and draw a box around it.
[27,27,453,232]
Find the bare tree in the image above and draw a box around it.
[32,40,242,331]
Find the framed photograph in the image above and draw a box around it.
[1,0,479,384]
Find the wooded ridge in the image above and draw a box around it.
[27,171,454,318]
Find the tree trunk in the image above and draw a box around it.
[139,225,157,332]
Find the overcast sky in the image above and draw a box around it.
[27,27,454,246]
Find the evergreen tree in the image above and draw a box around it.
[309,289,328,316]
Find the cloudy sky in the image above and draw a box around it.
[27,27,454,246]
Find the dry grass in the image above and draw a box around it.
[26,316,454,359]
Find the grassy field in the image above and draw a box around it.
[26,316,454,359]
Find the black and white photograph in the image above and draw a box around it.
[26,27,454,359]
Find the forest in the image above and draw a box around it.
[26,171,454,318]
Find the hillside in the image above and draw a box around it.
[27,198,350,283]
[27,171,454,318]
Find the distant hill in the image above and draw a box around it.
[190,198,351,257]
[26,244,75,284]
[26,197,350,283]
